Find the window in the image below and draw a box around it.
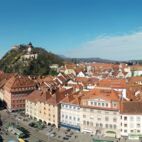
[130,123,134,128]
[124,116,127,120]
[114,125,117,129]
[96,123,99,127]
[78,118,80,121]
[109,124,112,129]
[62,114,64,118]
[105,117,109,121]
[130,130,133,133]
[113,118,117,122]
[113,103,117,107]
[94,102,97,106]
[83,120,86,125]
[69,116,72,120]
[105,124,108,128]
[137,130,140,133]
[124,130,127,133]
[137,124,140,128]
[100,123,103,128]
[90,122,93,126]
[98,103,100,106]
[130,117,134,121]
[106,103,108,107]
[97,117,101,121]
[87,121,89,126]
[137,117,141,121]
[91,101,93,105]
[124,124,127,127]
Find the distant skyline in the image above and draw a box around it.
[1,0,142,60]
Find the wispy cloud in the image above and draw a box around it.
[67,31,142,60]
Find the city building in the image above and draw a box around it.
[120,101,142,140]
[60,92,82,131]
[80,89,121,138]
[25,88,73,128]
[4,74,36,112]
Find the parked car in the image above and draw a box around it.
[66,135,72,138]
[49,132,56,137]
[63,137,69,140]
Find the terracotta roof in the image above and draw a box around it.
[27,90,51,102]
[46,88,73,105]
[27,87,74,106]
[121,101,142,114]
[4,74,36,92]
[81,88,120,102]
[128,76,142,84]
[0,73,15,89]
[60,92,82,105]
[98,79,126,88]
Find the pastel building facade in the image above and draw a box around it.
[80,89,121,138]
[26,88,73,128]
[60,93,81,131]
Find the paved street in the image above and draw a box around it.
[0,110,60,142]
[0,109,142,142]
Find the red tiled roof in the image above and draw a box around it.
[81,88,120,102]
[98,79,126,88]
[120,101,142,114]
[4,74,36,92]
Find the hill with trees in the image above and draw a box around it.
[0,43,64,75]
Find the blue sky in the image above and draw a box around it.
[0,0,142,60]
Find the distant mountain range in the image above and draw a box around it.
[64,57,121,64]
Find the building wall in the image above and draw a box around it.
[80,107,121,138]
[121,114,142,137]
[134,71,142,76]
[4,90,12,111]
[60,103,80,130]
[25,100,59,128]
[4,89,34,112]
[0,89,4,100]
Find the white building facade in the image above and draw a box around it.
[60,102,80,131]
